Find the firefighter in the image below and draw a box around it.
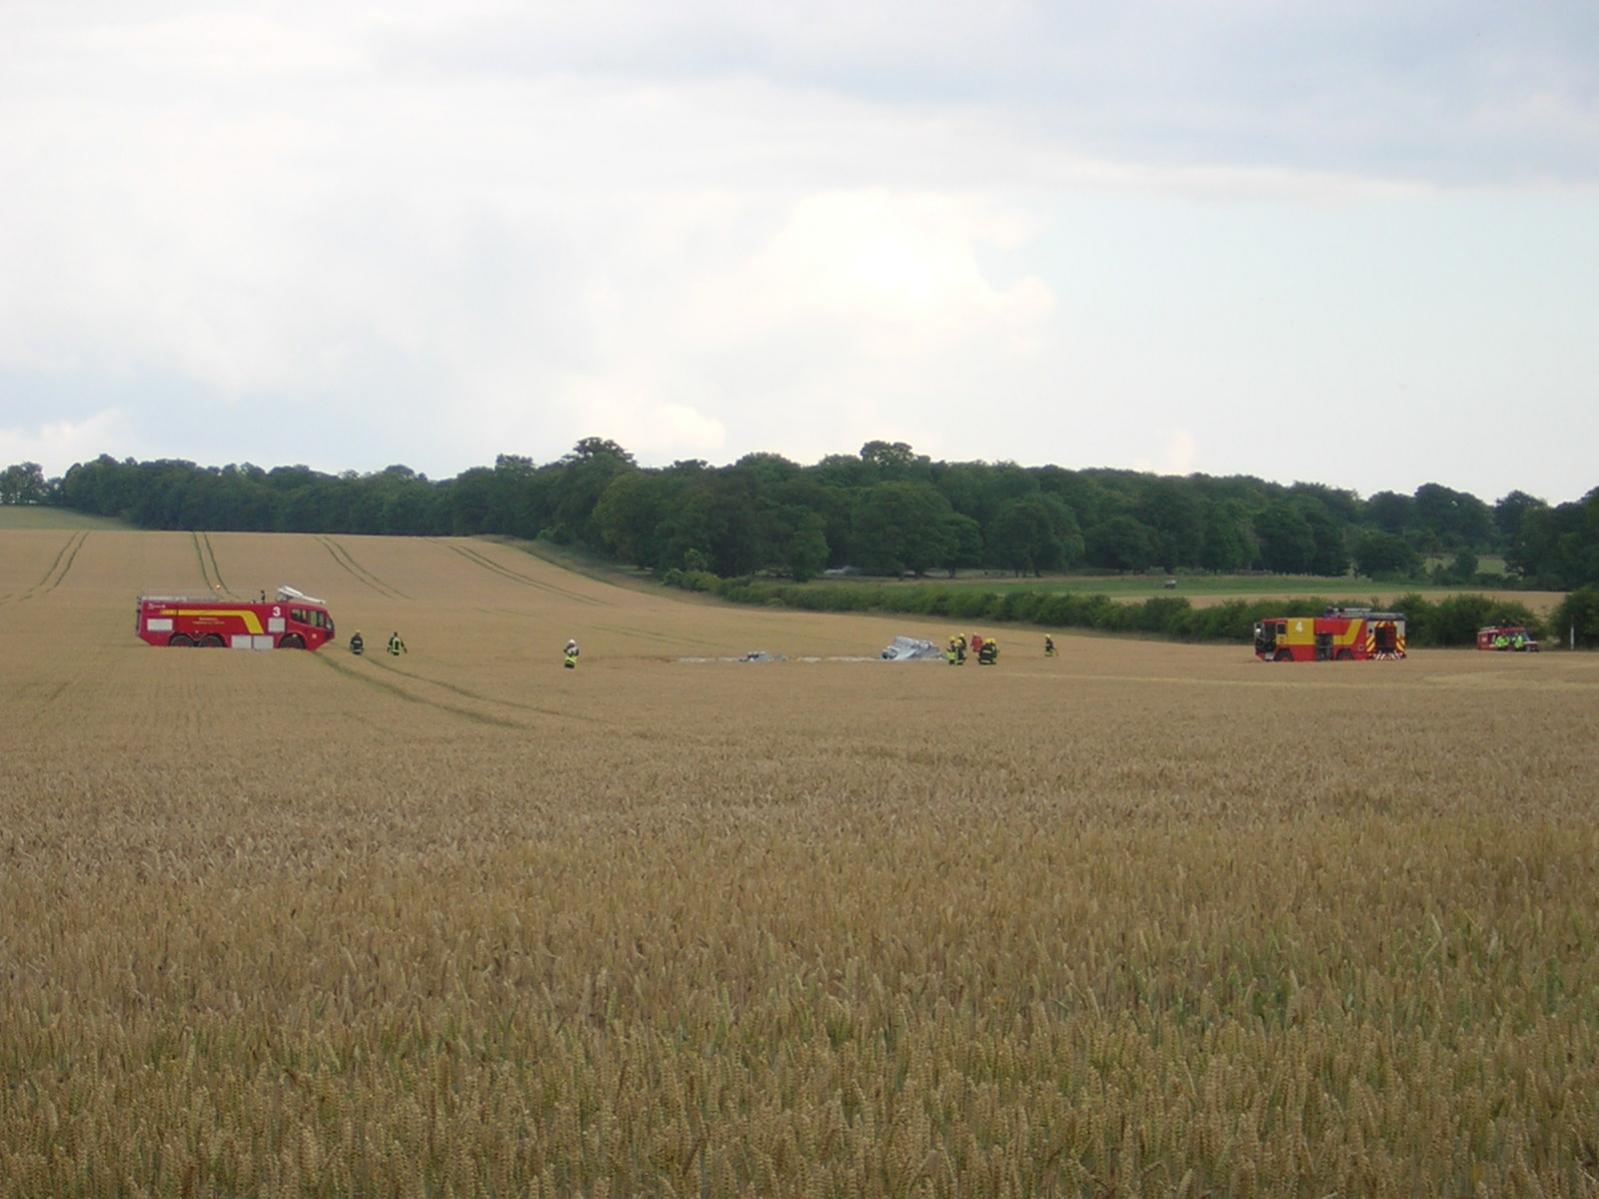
[349,630,364,656]
[564,638,580,669]
[978,638,998,666]
[1044,635,1056,657]
[387,631,406,656]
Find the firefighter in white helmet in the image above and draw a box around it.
[564,638,580,669]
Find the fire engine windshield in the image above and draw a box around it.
[289,608,332,630]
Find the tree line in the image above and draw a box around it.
[4,439,1596,588]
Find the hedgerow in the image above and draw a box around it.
[660,574,1549,647]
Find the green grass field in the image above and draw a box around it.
[854,571,1366,595]
[787,567,1567,616]
[812,568,1552,598]
[1423,553,1509,575]
[0,506,126,530]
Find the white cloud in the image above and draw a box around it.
[434,188,1052,465]
[1159,429,1197,476]
[0,410,142,473]
[674,190,1053,373]
[557,386,728,462]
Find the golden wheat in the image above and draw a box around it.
[1,530,1596,1195]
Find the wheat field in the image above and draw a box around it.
[3,528,1598,1196]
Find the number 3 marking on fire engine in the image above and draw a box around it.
[272,606,281,617]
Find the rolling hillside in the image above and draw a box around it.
[4,527,1599,1196]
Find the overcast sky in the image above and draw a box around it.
[2,1,1596,501]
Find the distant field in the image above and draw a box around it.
[808,569,1568,614]
[1180,586,1568,613]
[3,527,1598,1196]
[0,505,126,530]
[1423,553,1509,575]
[843,571,1367,594]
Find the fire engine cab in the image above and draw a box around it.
[1253,607,1406,662]
[135,586,335,651]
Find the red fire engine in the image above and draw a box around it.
[1477,625,1538,652]
[135,586,335,650]
[1253,607,1406,662]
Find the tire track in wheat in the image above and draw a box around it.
[364,652,608,726]
[594,622,726,649]
[201,532,236,597]
[316,536,407,599]
[442,541,606,606]
[4,531,89,604]
[309,651,550,730]
[191,531,224,596]
[327,536,408,599]
[44,530,89,593]
[0,540,57,604]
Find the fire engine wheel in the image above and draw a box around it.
[278,634,305,650]
[1335,649,1354,661]
[168,634,195,647]
[199,634,225,648]
[1273,649,1292,662]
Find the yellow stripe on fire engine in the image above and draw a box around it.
[1334,620,1365,647]
[161,608,265,634]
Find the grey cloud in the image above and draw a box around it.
[368,1,1599,184]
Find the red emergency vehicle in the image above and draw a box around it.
[135,586,335,650]
[1253,608,1406,662]
[1477,625,1538,652]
